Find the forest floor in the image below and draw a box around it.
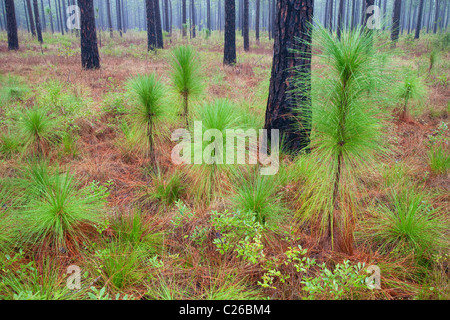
[0,29,449,300]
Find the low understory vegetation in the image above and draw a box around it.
[0,28,449,300]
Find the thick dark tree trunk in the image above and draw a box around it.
[255,0,260,42]
[33,0,43,43]
[391,0,402,43]
[26,0,36,36]
[106,0,113,37]
[78,0,100,69]
[223,0,236,65]
[154,0,163,47]
[243,0,249,50]
[337,0,345,39]
[264,0,313,153]
[415,0,425,39]
[146,0,156,50]
[5,0,19,50]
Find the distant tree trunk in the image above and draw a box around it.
[33,0,43,43]
[116,0,122,36]
[165,0,170,32]
[382,0,387,30]
[57,0,64,34]
[427,0,433,32]
[243,0,249,50]
[40,0,46,31]
[207,0,211,30]
[391,0,401,43]
[223,0,236,65]
[122,0,127,33]
[5,0,19,50]
[48,0,54,34]
[191,0,196,38]
[264,0,313,153]
[337,0,345,39]
[255,0,260,42]
[106,0,113,37]
[182,0,187,36]
[218,0,222,31]
[26,0,36,36]
[350,0,356,30]
[155,0,163,47]
[362,0,374,32]
[433,0,441,33]
[61,0,67,32]
[328,0,333,31]
[415,0,425,39]
[146,0,156,50]
[407,0,413,34]
[78,0,100,69]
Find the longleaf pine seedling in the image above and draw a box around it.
[126,73,165,169]
[293,25,389,254]
[169,45,203,126]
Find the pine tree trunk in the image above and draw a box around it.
[243,0,249,51]
[116,0,122,36]
[223,0,236,65]
[415,0,425,39]
[155,0,164,47]
[48,0,54,34]
[5,0,19,50]
[27,0,36,36]
[433,0,441,33]
[407,0,413,34]
[182,0,187,36]
[264,0,313,153]
[328,0,333,31]
[146,0,156,50]
[40,0,46,31]
[207,0,211,31]
[165,0,170,32]
[255,0,260,42]
[391,0,402,43]
[191,0,196,38]
[337,0,345,39]
[78,0,100,69]
[106,0,113,37]
[33,0,43,43]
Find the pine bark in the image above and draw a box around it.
[264,0,313,152]
[26,0,36,36]
[78,0,100,69]
[33,0,43,43]
[146,0,156,50]
[223,0,236,65]
[415,0,425,39]
[5,0,19,50]
[243,0,249,51]
[106,0,113,37]
[391,0,402,43]
[255,0,260,42]
[155,0,163,47]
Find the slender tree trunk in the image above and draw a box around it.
[337,0,345,39]
[407,0,413,34]
[391,0,402,44]
[264,0,313,152]
[27,0,36,36]
[33,0,43,43]
[207,0,211,31]
[61,0,67,32]
[182,0,186,36]
[433,0,441,33]
[5,0,19,50]
[78,0,100,69]
[223,0,236,65]
[255,0,260,42]
[48,0,54,34]
[243,0,249,50]
[415,0,425,39]
[328,0,333,32]
[191,0,196,38]
[106,0,113,37]
[24,0,30,33]
[165,0,170,32]
[155,0,163,47]
[40,0,46,31]
[116,0,122,36]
